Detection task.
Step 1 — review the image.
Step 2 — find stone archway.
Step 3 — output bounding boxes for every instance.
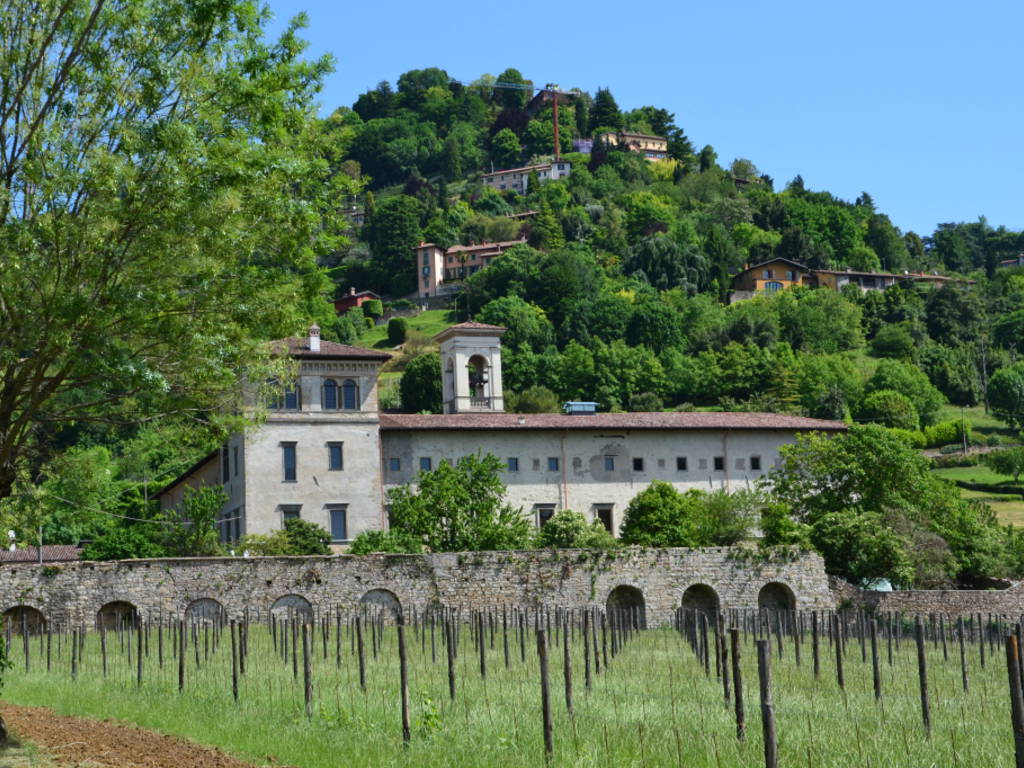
[681,584,720,618]
[359,588,402,619]
[97,601,139,630]
[758,582,796,612]
[184,598,227,625]
[606,585,646,629]
[270,594,313,621]
[3,605,46,635]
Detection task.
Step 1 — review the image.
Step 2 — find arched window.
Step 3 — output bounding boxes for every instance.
[764,281,784,293]
[323,379,338,410]
[342,379,358,410]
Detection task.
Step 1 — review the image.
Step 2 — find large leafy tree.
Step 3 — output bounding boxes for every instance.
[0,0,346,501]
[767,424,1010,586]
[386,453,531,552]
[988,362,1024,429]
[400,353,443,414]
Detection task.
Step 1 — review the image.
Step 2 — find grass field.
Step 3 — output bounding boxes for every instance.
[958,488,1024,526]
[2,615,1021,767]
[935,403,1017,439]
[360,310,457,350]
[932,464,1016,485]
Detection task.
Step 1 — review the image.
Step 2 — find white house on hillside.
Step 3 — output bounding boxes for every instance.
[159,323,845,548]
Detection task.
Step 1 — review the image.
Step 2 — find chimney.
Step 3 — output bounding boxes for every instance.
[309,323,320,352]
[349,286,356,296]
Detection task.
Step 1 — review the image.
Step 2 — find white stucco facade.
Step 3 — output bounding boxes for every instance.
[159,325,845,548]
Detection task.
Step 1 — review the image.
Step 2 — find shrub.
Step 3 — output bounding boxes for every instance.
[362,298,384,318]
[923,420,969,449]
[348,530,422,555]
[390,298,416,311]
[870,324,914,359]
[387,317,408,345]
[535,510,618,549]
[282,518,332,555]
[860,389,919,431]
[887,428,926,449]
[985,447,1024,483]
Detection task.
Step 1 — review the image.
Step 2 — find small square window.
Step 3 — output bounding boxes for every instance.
[389,457,401,472]
[507,457,519,472]
[713,456,725,471]
[751,456,762,471]
[633,457,644,472]
[676,457,688,471]
[735,457,746,471]
[548,457,559,472]
[604,455,615,472]
[419,457,432,472]
[328,442,343,471]
[281,505,301,521]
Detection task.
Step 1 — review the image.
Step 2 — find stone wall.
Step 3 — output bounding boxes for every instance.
[841,581,1024,617]
[0,547,833,628]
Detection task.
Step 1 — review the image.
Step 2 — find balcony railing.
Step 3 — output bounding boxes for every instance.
[470,397,490,408]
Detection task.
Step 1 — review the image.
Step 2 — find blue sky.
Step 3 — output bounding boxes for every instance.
[265,0,1023,237]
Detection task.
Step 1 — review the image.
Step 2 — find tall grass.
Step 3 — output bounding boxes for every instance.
[2,614,1016,767]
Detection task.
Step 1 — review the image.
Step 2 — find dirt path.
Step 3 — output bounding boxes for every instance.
[0,703,279,768]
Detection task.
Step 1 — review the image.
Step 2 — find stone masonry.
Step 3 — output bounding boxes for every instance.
[0,547,833,628]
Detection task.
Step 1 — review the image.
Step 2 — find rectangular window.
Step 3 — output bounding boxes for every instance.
[604,455,615,471]
[713,456,725,471]
[221,445,230,483]
[750,456,762,471]
[763,269,773,279]
[419,457,432,472]
[676,456,688,471]
[735,457,746,471]
[281,504,301,521]
[547,457,560,472]
[595,505,614,533]
[535,504,556,527]
[698,458,708,470]
[389,457,401,472]
[533,458,541,471]
[282,443,297,482]
[283,387,299,410]
[233,446,239,477]
[507,457,519,472]
[328,504,348,542]
[632,457,644,472]
[328,442,343,471]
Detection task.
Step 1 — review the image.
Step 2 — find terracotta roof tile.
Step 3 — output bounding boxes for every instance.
[0,545,82,564]
[380,412,846,432]
[270,337,390,361]
[434,322,507,341]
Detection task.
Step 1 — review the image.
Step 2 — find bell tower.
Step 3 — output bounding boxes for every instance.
[435,322,506,414]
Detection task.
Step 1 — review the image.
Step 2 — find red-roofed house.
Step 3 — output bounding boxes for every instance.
[415,239,527,298]
[159,323,844,547]
[333,287,381,314]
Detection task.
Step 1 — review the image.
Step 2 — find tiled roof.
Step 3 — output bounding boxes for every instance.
[270,337,391,361]
[380,412,847,432]
[0,545,82,564]
[445,239,526,254]
[434,322,507,341]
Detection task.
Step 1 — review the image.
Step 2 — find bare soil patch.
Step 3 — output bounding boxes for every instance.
[0,703,273,768]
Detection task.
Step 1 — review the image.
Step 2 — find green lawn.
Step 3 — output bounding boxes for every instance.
[4,618,1023,767]
[958,488,1024,526]
[935,403,1016,439]
[360,309,458,350]
[932,464,1016,485]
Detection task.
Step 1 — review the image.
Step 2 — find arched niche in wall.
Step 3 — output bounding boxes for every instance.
[3,605,46,635]
[270,594,313,621]
[96,600,139,631]
[757,582,796,612]
[359,589,403,619]
[681,583,720,618]
[606,584,646,629]
[184,598,227,625]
